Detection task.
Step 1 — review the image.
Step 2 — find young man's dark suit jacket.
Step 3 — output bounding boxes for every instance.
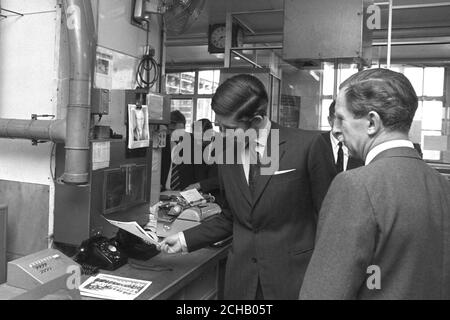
[161,132,199,191]
[310,132,364,177]
[183,123,334,300]
[300,147,450,299]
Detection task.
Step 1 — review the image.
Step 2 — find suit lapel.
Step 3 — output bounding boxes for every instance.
[252,123,288,207]
[231,162,252,206]
[222,140,252,206]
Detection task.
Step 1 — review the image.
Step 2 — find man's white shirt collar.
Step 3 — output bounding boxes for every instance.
[330,132,348,156]
[365,140,414,165]
[253,117,271,156]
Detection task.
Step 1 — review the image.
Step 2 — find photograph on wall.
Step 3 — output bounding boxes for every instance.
[128,104,150,149]
[95,49,113,89]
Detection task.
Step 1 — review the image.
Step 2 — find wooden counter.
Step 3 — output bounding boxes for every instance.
[0,245,229,300]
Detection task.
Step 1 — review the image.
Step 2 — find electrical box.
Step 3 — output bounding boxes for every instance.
[7,249,80,290]
[283,0,373,67]
[91,88,110,115]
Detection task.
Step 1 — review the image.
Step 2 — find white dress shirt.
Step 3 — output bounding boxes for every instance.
[242,117,271,184]
[330,132,349,171]
[365,140,415,165]
[178,117,272,252]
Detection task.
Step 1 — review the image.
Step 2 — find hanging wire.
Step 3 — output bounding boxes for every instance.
[136,24,160,89]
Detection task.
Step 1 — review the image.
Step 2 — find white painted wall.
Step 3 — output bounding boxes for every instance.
[0,0,59,185]
[0,0,162,256]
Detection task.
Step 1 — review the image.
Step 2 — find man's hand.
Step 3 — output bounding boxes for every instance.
[184,183,201,191]
[159,234,183,254]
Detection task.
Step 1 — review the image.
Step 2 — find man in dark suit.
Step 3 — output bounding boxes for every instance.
[160,74,333,300]
[300,68,450,300]
[161,110,198,191]
[311,101,364,176]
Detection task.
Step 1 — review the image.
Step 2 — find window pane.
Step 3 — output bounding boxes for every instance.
[212,70,221,94]
[198,71,214,95]
[321,99,333,131]
[180,72,195,94]
[422,101,443,131]
[338,64,358,85]
[171,99,193,132]
[424,67,444,96]
[422,130,442,161]
[166,73,180,94]
[198,70,221,95]
[413,100,423,121]
[196,98,213,120]
[322,63,334,96]
[404,67,423,96]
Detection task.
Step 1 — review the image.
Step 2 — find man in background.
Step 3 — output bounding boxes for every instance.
[161,110,197,191]
[311,100,364,176]
[300,68,450,300]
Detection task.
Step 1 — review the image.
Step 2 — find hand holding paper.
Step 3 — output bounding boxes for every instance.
[105,218,160,248]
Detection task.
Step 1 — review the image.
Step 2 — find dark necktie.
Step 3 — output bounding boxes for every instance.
[170,162,180,190]
[248,145,260,197]
[170,140,181,190]
[336,142,344,173]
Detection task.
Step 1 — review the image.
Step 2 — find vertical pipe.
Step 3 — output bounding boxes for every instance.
[0,204,6,285]
[387,0,393,68]
[62,0,96,185]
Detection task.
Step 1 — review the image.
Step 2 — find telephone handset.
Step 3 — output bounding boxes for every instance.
[75,234,128,271]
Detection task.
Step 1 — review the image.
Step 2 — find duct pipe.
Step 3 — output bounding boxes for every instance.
[62,0,96,185]
[0,0,96,185]
[0,119,66,142]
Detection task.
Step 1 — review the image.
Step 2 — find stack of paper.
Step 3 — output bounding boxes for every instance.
[80,273,152,300]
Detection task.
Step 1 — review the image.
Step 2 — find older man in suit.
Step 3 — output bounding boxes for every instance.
[160,74,333,300]
[300,68,450,300]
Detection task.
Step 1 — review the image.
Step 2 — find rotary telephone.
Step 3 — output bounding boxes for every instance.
[74,234,127,271]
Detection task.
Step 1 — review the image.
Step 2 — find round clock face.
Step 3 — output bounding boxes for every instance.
[210,25,226,49]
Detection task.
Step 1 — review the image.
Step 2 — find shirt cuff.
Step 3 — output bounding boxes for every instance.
[178,232,189,253]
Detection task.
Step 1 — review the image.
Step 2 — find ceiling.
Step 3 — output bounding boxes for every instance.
[164,0,450,69]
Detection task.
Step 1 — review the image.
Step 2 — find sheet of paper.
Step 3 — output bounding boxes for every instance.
[180,189,205,204]
[92,141,110,171]
[104,218,159,245]
[80,273,152,300]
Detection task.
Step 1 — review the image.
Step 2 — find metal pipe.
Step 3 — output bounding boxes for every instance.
[0,119,66,142]
[387,0,393,68]
[374,1,450,9]
[0,0,95,185]
[62,0,96,185]
[231,50,263,68]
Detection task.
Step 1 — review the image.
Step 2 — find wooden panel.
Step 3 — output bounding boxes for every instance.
[0,181,49,258]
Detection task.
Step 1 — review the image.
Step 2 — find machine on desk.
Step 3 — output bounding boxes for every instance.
[156,192,221,238]
[6,249,81,300]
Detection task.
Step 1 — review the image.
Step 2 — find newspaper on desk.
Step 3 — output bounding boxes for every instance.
[104,218,159,246]
[80,273,152,300]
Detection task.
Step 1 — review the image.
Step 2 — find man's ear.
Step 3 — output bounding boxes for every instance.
[250,115,264,127]
[367,111,382,136]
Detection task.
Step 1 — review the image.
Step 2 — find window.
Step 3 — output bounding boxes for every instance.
[319,63,447,162]
[166,70,221,132]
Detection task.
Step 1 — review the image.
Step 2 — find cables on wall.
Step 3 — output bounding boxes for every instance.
[136,45,160,89]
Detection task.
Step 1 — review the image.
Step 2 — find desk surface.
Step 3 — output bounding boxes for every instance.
[0,245,230,300]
